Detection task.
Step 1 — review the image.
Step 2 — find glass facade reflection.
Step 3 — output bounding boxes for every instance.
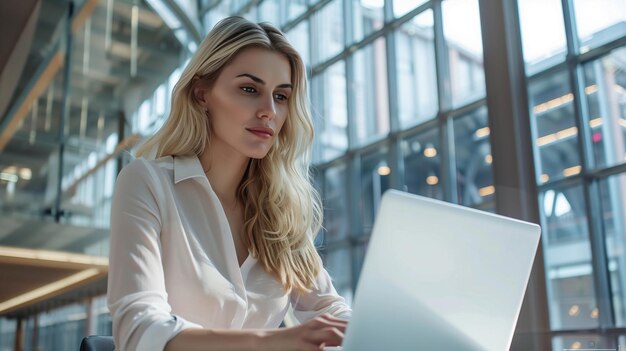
[394,9,438,128]
[359,147,390,233]
[402,126,443,199]
[311,60,348,162]
[311,0,344,65]
[442,0,485,108]
[351,0,385,43]
[583,47,626,169]
[322,164,349,243]
[452,106,494,208]
[599,174,626,327]
[352,38,389,145]
[530,70,582,184]
[541,184,598,330]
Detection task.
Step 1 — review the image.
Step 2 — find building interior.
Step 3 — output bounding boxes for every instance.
[0,0,625,350]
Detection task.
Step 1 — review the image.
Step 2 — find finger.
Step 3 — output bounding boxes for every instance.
[309,316,348,333]
[298,341,324,351]
[312,314,348,327]
[307,322,347,337]
[305,327,345,347]
[323,321,347,334]
[307,322,347,336]
[297,340,331,351]
[318,313,349,325]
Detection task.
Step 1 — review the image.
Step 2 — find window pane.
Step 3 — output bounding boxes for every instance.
[312,61,348,162]
[286,0,308,24]
[600,174,626,326]
[395,9,438,128]
[583,47,626,169]
[573,0,626,52]
[323,163,349,243]
[353,37,390,145]
[258,0,280,25]
[352,0,384,43]
[37,303,87,350]
[552,335,617,351]
[93,295,112,335]
[286,19,310,67]
[323,248,354,306]
[1,140,53,219]
[205,1,231,29]
[241,6,258,22]
[529,70,582,184]
[453,106,494,207]
[402,126,444,200]
[360,147,390,234]
[231,0,247,12]
[442,0,486,107]
[541,184,598,330]
[619,336,626,349]
[393,0,429,18]
[0,318,16,350]
[517,0,567,75]
[312,0,344,65]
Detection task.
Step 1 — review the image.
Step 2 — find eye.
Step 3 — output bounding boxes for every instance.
[274,93,289,101]
[241,86,257,94]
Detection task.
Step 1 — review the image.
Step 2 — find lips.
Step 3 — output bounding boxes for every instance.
[246,127,274,137]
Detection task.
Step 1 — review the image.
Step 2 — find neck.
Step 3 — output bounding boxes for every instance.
[199,142,250,206]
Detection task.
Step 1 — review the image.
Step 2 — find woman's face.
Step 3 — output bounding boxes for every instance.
[196,47,292,160]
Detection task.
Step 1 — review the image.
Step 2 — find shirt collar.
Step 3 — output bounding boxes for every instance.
[173,154,206,184]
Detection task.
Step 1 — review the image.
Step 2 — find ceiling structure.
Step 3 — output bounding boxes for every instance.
[0,0,184,318]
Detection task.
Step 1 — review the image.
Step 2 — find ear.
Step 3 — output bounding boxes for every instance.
[192,77,208,106]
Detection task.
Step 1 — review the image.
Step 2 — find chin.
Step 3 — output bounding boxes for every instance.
[245,148,272,160]
[241,142,273,159]
[248,152,270,160]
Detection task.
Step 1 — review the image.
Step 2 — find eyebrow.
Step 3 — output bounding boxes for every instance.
[236,73,292,89]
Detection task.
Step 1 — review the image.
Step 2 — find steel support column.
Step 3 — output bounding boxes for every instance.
[478,0,551,349]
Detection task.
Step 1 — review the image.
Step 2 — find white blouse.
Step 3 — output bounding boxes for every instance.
[107,155,351,351]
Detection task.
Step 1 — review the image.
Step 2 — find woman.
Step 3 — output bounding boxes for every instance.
[107,16,351,351]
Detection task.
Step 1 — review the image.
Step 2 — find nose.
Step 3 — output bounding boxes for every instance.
[257,95,276,120]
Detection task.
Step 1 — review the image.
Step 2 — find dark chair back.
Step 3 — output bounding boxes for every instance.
[79,335,115,351]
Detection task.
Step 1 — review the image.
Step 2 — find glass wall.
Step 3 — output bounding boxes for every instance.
[452,106,494,208]
[402,125,443,199]
[394,9,438,128]
[518,0,626,347]
[303,0,491,292]
[0,318,16,351]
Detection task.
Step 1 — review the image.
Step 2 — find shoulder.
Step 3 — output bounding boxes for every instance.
[112,157,176,211]
[119,156,173,178]
[116,156,175,191]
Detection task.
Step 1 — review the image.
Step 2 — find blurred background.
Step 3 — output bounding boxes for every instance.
[0,0,625,350]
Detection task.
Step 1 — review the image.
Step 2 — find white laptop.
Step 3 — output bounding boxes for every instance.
[325,189,541,351]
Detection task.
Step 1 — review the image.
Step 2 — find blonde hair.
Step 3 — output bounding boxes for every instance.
[136,16,323,293]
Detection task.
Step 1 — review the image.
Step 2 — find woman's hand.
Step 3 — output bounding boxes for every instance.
[260,313,348,351]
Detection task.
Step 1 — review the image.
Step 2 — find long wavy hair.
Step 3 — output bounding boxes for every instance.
[136,16,323,293]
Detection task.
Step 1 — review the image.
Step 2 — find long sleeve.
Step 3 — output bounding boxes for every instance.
[289,267,352,323]
[107,159,201,351]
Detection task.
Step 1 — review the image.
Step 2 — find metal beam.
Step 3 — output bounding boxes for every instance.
[63,133,141,198]
[71,0,101,33]
[0,0,105,153]
[161,0,203,44]
[0,49,63,152]
[478,0,550,350]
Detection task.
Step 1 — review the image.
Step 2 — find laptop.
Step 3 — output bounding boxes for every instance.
[325,189,541,351]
